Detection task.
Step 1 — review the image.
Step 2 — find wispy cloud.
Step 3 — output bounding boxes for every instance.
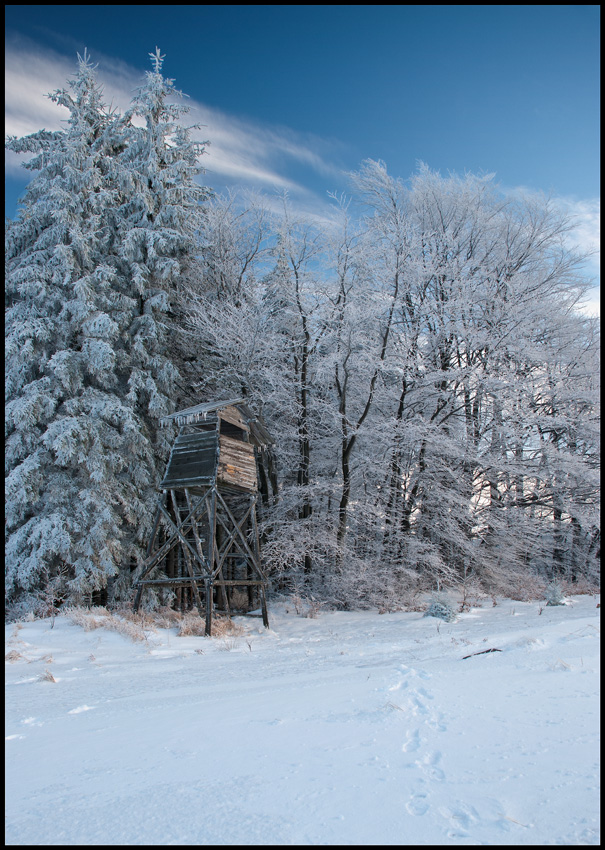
[559,197,600,263]
[558,196,600,316]
[503,182,600,315]
[5,39,347,221]
[189,105,337,190]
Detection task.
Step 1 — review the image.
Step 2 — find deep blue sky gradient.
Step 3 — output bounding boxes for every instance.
[5,5,600,215]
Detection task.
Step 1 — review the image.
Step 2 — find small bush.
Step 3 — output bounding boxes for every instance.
[424,592,457,623]
[545,581,566,607]
[290,593,323,618]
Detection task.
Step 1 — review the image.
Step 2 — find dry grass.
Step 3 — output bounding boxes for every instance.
[177,613,244,638]
[39,668,56,683]
[63,605,244,642]
[217,637,240,651]
[176,614,208,637]
[5,650,24,663]
[229,588,250,610]
[65,607,149,642]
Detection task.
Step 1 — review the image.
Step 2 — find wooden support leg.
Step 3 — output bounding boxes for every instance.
[260,584,269,629]
[133,584,143,613]
[217,569,231,615]
[205,578,213,636]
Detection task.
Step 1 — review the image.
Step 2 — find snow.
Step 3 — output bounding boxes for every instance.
[5,594,600,846]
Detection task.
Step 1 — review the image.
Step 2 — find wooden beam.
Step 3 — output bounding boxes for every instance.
[135,577,208,587]
[170,490,204,615]
[213,491,260,578]
[138,489,211,579]
[145,500,164,557]
[157,501,209,573]
[214,500,255,576]
[184,488,211,573]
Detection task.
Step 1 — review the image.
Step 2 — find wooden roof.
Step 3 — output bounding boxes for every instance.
[160,399,273,447]
[160,430,219,490]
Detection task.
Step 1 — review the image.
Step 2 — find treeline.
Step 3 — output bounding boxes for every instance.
[182,167,600,606]
[5,53,600,616]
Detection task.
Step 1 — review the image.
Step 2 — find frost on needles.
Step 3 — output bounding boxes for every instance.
[5,50,209,613]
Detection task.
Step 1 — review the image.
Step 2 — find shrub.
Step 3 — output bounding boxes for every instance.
[424,592,457,622]
[545,581,566,606]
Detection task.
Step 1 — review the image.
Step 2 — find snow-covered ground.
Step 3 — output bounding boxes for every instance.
[5,593,600,846]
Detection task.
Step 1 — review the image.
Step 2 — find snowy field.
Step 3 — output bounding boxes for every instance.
[5,593,600,846]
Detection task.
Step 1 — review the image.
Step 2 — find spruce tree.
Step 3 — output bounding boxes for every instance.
[5,51,208,613]
[116,47,209,437]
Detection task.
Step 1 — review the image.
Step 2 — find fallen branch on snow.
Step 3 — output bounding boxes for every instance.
[462,648,502,659]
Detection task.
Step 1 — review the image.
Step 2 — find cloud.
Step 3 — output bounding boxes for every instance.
[560,197,600,263]
[5,48,71,176]
[5,38,347,220]
[504,182,600,316]
[558,196,600,316]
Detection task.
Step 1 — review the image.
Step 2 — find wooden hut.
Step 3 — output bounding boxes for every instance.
[133,400,273,635]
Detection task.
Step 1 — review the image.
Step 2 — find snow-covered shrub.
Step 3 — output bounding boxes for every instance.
[545,581,566,607]
[424,592,457,622]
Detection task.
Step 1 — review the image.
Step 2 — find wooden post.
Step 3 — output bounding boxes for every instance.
[204,578,213,636]
[260,583,269,630]
[250,496,269,627]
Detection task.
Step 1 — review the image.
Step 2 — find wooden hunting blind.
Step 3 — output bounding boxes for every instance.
[133,399,273,635]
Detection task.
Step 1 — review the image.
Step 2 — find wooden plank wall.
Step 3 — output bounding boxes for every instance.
[218,435,257,491]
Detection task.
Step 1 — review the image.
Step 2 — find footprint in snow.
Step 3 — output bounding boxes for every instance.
[411,695,430,716]
[440,802,480,829]
[416,686,434,699]
[406,792,430,816]
[399,665,432,680]
[402,729,422,753]
[416,750,445,781]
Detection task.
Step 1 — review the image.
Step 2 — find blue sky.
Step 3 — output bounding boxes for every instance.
[5,5,600,307]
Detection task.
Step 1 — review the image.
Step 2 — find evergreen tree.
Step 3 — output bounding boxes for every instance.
[117,48,209,426]
[5,51,208,613]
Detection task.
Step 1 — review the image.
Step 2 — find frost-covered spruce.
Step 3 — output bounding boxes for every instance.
[117,48,209,406]
[424,592,457,622]
[545,581,566,606]
[5,51,208,611]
